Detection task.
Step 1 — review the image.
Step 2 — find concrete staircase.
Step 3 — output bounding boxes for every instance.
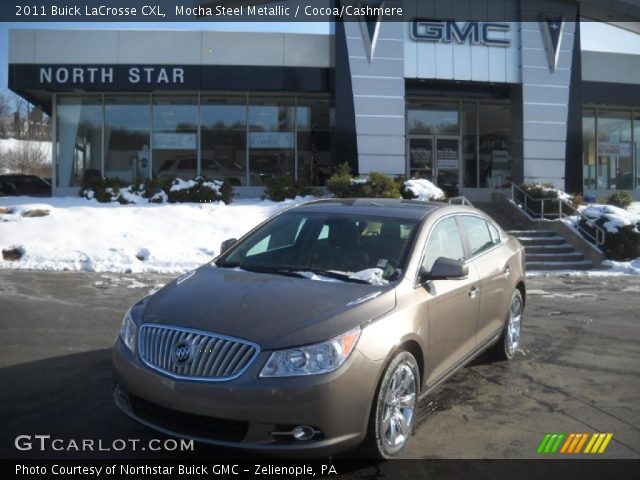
[507,230,594,271]
[475,200,598,271]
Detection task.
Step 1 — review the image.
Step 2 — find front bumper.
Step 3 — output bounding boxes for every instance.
[112,337,381,457]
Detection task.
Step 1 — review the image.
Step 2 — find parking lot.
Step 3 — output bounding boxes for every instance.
[0,270,639,459]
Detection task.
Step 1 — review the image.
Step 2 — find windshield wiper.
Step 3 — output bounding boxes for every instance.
[214,260,239,268]
[305,269,372,285]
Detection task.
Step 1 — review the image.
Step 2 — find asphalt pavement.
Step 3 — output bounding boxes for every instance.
[0,270,639,460]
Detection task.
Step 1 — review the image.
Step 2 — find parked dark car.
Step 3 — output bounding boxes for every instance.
[0,174,51,197]
[113,199,526,458]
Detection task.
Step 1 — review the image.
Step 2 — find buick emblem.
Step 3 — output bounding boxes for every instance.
[172,341,193,365]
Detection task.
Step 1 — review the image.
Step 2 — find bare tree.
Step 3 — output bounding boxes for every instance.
[4,140,50,177]
[0,93,10,139]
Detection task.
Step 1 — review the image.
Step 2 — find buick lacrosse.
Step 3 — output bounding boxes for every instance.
[112,198,525,458]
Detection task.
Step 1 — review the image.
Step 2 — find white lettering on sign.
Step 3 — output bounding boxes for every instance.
[37,66,185,85]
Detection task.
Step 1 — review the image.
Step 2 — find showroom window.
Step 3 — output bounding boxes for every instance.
[582,107,637,191]
[55,96,103,188]
[54,93,331,189]
[200,96,247,186]
[152,96,198,182]
[104,96,151,183]
[478,104,512,188]
[248,96,295,186]
[296,96,332,186]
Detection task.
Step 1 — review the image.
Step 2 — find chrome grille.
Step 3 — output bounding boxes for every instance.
[138,324,259,381]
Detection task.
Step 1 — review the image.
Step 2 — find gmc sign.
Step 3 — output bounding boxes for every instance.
[411,20,511,47]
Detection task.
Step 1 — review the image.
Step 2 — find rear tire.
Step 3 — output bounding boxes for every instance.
[360,350,419,459]
[491,289,523,361]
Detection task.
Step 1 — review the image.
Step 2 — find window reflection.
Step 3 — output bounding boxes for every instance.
[248,97,295,186]
[201,96,248,186]
[153,96,198,181]
[104,96,150,183]
[56,96,103,188]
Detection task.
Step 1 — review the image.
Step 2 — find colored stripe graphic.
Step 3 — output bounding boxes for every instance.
[537,433,565,453]
[540,433,614,454]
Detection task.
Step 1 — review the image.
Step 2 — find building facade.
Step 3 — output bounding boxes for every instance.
[8,0,640,199]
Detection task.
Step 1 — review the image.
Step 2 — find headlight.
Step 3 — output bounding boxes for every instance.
[119,307,137,352]
[259,328,360,377]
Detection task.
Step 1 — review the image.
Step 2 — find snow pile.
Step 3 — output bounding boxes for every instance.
[582,204,640,234]
[169,178,222,193]
[0,196,313,273]
[602,258,640,275]
[349,268,388,286]
[404,179,445,201]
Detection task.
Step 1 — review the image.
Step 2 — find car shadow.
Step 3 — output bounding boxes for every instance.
[0,349,253,459]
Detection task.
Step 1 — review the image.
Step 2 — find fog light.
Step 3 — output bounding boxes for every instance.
[292,426,315,441]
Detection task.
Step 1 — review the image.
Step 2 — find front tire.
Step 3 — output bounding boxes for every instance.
[361,351,419,459]
[491,289,523,361]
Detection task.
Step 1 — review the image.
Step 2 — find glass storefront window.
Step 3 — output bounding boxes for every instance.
[200,96,248,186]
[478,104,512,188]
[635,114,640,190]
[597,111,632,190]
[582,109,597,191]
[407,103,459,135]
[462,102,477,188]
[296,96,331,185]
[248,96,295,186]
[104,96,151,183]
[56,96,103,188]
[152,96,198,182]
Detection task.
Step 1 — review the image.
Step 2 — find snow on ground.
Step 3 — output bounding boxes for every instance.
[405,179,445,201]
[0,196,311,273]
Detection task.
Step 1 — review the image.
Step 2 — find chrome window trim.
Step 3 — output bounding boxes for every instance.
[137,324,261,382]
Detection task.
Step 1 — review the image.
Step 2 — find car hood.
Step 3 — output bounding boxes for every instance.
[141,265,396,349]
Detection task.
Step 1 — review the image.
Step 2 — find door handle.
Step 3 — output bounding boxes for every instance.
[468,286,479,299]
[504,265,512,275]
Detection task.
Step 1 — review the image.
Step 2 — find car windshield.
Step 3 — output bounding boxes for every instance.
[215,211,419,285]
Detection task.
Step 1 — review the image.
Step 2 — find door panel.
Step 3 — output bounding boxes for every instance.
[419,216,479,385]
[425,269,480,384]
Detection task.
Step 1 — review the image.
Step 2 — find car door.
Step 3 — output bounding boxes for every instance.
[459,215,511,345]
[420,216,480,386]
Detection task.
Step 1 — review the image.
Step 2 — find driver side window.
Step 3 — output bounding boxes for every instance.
[422,217,466,272]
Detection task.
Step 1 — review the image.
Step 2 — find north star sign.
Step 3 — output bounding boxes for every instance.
[411,20,511,47]
[37,66,186,86]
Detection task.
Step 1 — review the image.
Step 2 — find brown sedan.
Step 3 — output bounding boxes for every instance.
[112,198,526,458]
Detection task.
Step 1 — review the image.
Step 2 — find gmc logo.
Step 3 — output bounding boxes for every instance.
[411,20,510,47]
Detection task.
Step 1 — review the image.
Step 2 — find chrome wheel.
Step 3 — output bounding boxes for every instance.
[506,294,522,355]
[379,361,416,451]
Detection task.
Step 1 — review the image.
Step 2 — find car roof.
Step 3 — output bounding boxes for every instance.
[290,198,469,221]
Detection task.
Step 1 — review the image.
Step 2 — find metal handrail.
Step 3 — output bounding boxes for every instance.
[448,196,474,207]
[510,183,605,247]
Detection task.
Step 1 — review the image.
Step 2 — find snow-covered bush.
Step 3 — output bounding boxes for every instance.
[167,177,234,204]
[80,176,234,204]
[579,204,640,260]
[326,163,401,198]
[401,178,446,201]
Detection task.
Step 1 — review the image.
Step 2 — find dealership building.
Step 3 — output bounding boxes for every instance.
[8,0,640,199]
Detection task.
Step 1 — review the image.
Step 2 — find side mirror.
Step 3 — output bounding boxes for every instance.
[220,238,237,254]
[419,257,468,282]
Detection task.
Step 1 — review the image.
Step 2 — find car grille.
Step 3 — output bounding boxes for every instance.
[128,393,248,442]
[138,324,259,381]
